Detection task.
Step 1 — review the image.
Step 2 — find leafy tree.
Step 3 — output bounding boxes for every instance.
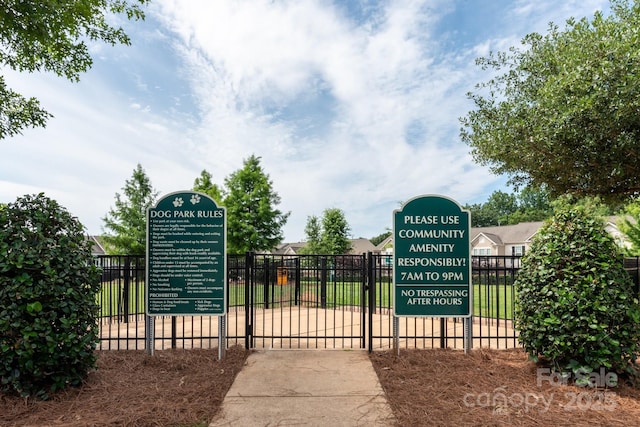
[0,0,148,138]
[302,208,352,254]
[300,215,322,254]
[193,169,223,204]
[510,185,553,223]
[102,163,158,255]
[370,230,391,247]
[0,193,101,398]
[483,190,518,225]
[320,208,352,254]
[461,0,640,203]
[223,155,289,254]
[466,186,554,227]
[514,200,640,375]
[463,202,495,227]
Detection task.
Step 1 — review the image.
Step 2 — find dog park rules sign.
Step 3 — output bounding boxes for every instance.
[146,191,226,316]
[393,195,471,317]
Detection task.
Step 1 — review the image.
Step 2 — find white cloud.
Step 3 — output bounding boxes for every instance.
[1,0,611,242]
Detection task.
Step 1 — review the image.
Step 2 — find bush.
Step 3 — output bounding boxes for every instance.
[514,203,640,376]
[0,193,101,398]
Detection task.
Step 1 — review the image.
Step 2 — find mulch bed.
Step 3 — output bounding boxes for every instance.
[0,346,248,427]
[2,346,640,426]
[369,348,640,427]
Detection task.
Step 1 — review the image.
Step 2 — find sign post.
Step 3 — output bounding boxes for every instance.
[393,195,472,351]
[146,191,226,356]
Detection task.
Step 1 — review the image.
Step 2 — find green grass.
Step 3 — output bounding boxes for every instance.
[97,279,145,317]
[97,278,515,320]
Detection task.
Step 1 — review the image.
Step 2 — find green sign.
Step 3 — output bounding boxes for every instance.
[393,195,471,317]
[146,191,226,316]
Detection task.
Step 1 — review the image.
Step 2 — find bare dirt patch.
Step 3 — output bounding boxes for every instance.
[2,346,640,426]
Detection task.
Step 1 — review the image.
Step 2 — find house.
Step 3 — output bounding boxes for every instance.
[471,222,542,256]
[374,217,630,257]
[273,241,308,255]
[273,238,378,255]
[87,235,106,256]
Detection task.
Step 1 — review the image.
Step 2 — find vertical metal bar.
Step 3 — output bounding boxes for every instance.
[264,257,270,310]
[123,256,130,323]
[218,314,226,360]
[366,252,373,352]
[171,316,177,349]
[146,315,154,356]
[464,316,472,354]
[393,315,399,355]
[294,257,300,306]
[244,252,252,349]
[440,318,446,348]
[320,257,327,308]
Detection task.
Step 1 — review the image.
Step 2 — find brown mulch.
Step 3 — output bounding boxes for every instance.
[0,346,249,427]
[2,346,640,426]
[369,348,640,427]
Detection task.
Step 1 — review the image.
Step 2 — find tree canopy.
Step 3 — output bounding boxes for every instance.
[223,155,289,254]
[301,208,352,255]
[0,0,148,138]
[193,169,223,204]
[464,186,552,227]
[460,0,640,203]
[102,163,157,255]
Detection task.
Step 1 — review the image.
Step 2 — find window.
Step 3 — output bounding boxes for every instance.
[473,248,491,255]
[512,245,525,256]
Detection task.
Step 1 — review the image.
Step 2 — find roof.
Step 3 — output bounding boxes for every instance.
[348,238,377,254]
[87,235,106,256]
[470,221,543,245]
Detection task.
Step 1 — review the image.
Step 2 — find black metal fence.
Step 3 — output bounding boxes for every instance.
[96,254,640,351]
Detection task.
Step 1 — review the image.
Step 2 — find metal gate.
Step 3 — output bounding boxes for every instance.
[242,253,368,349]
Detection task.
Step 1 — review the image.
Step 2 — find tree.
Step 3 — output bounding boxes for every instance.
[320,208,352,254]
[370,230,391,247]
[0,193,101,398]
[0,0,148,138]
[223,155,289,254]
[460,0,640,203]
[302,208,352,254]
[514,200,640,375]
[300,215,322,254]
[102,163,157,255]
[193,169,223,204]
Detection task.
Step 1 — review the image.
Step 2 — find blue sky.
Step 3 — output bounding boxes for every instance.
[1,0,609,242]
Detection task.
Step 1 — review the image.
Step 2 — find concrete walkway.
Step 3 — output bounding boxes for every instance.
[209,349,397,426]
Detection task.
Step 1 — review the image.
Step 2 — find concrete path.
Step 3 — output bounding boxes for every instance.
[209,349,397,426]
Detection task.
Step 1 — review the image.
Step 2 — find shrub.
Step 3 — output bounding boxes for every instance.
[514,203,640,376]
[0,193,101,399]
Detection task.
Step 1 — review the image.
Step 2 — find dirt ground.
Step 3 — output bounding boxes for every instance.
[2,346,640,426]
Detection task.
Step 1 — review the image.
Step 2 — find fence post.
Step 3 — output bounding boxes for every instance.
[245,252,253,349]
[366,252,373,352]
[320,257,327,308]
[264,257,270,309]
[294,257,300,306]
[171,316,177,349]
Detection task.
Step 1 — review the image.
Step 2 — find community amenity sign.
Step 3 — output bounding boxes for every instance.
[146,191,226,316]
[393,195,471,317]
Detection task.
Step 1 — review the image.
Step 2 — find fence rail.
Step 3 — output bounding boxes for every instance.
[96,254,640,351]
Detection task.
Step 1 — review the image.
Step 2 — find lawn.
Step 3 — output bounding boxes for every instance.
[98,278,516,321]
